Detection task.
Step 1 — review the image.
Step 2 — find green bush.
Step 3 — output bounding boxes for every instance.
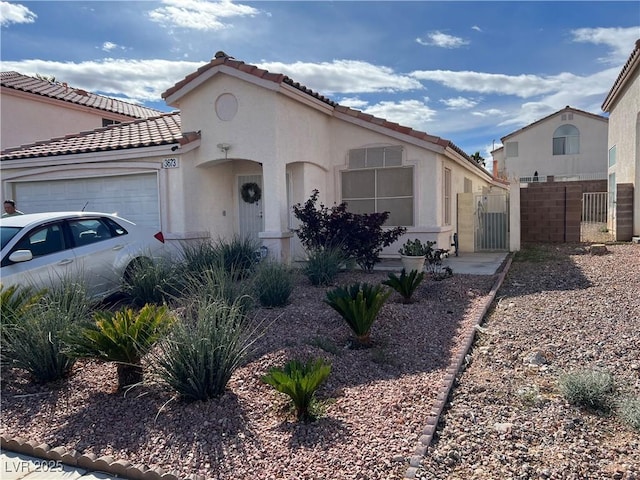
[382,269,425,303]
[217,236,260,279]
[179,239,221,275]
[304,247,344,286]
[325,282,390,347]
[254,260,294,307]
[558,370,615,412]
[262,358,331,422]
[2,280,91,383]
[0,284,45,364]
[179,266,254,313]
[618,396,640,431]
[68,304,174,390]
[398,239,435,257]
[122,256,182,307]
[153,298,261,401]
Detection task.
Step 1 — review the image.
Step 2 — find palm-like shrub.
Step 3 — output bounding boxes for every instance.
[304,247,344,286]
[382,269,425,303]
[324,282,390,347]
[254,260,294,307]
[262,358,331,422]
[153,298,261,401]
[68,304,174,390]
[2,280,91,383]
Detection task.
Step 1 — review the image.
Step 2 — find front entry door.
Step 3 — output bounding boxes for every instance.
[238,175,264,241]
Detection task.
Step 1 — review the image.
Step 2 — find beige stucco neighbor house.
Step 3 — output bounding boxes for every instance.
[602,39,640,240]
[1,71,163,151]
[491,106,608,183]
[1,52,507,261]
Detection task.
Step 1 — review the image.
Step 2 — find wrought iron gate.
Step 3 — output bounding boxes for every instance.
[474,193,509,251]
[580,192,613,242]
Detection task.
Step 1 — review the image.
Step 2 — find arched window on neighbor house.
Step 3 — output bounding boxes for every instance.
[552,124,580,155]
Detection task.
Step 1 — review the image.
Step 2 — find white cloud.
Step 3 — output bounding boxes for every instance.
[471,25,482,32]
[148,0,261,31]
[0,1,36,27]
[440,96,478,109]
[337,96,369,109]
[416,31,469,48]
[362,99,438,129]
[572,26,640,63]
[257,59,423,95]
[101,42,120,52]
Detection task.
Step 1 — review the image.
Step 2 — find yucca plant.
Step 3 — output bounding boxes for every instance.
[304,247,344,286]
[324,282,390,347]
[0,284,45,362]
[262,358,332,422]
[382,269,425,303]
[68,304,174,390]
[217,236,260,279]
[2,280,91,383]
[178,266,254,313]
[253,260,294,307]
[179,239,222,276]
[122,256,182,307]
[153,297,262,401]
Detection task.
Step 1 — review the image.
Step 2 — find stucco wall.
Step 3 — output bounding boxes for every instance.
[501,112,608,180]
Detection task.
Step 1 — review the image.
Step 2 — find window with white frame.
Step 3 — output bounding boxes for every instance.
[443,167,452,226]
[608,145,616,168]
[342,146,413,226]
[553,124,580,155]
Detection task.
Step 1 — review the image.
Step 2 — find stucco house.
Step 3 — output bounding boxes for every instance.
[1,52,506,261]
[491,106,608,183]
[1,71,163,151]
[602,39,640,240]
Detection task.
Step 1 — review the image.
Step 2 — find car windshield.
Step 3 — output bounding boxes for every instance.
[1,226,23,250]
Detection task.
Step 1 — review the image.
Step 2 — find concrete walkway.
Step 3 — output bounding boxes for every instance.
[1,450,117,480]
[376,251,509,275]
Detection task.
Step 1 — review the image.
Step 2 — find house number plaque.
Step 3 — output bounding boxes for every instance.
[162,158,179,168]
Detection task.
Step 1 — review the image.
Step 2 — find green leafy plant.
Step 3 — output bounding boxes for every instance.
[253,260,294,307]
[617,396,640,432]
[178,266,254,313]
[262,358,332,422]
[153,298,262,401]
[304,247,344,286]
[324,282,390,347]
[68,304,174,390]
[398,238,435,257]
[382,269,425,303]
[217,235,260,279]
[2,280,91,383]
[558,370,615,412]
[292,190,406,272]
[0,284,45,361]
[122,256,182,307]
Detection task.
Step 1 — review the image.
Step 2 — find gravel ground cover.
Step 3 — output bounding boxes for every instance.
[1,268,496,479]
[416,243,640,480]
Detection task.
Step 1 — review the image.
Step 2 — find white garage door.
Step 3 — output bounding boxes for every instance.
[15,173,160,228]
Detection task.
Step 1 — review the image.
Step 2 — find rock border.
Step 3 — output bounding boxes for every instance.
[403,254,513,479]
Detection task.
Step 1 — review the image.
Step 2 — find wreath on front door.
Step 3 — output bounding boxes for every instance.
[240,182,262,204]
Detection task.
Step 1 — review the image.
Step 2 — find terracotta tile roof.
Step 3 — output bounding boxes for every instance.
[500,105,608,142]
[163,51,475,164]
[1,71,164,119]
[602,39,640,112]
[0,112,193,160]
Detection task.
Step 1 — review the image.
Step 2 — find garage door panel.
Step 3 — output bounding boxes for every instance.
[15,174,160,229]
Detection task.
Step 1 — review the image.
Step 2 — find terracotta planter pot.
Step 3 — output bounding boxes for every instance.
[400,255,426,273]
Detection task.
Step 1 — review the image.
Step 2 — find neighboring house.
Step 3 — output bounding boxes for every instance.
[1,71,163,151]
[602,39,640,240]
[1,52,506,260]
[491,106,609,182]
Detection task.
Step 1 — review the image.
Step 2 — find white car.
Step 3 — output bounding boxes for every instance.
[1,212,167,300]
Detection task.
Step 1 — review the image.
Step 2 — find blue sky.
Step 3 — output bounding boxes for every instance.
[1,1,639,158]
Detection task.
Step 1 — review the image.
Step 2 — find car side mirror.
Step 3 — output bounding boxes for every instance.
[9,250,33,263]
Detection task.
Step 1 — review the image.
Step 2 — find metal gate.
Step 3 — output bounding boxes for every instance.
[580,192,613,242]
[474,193,509,251]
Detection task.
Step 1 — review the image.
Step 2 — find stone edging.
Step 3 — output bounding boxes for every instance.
[403,254,514,479]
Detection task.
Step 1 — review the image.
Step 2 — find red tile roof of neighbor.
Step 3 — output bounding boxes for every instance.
[0,112,194,160]
[163,51,475,163]
[602,39,640,112]
[1,71,164,119]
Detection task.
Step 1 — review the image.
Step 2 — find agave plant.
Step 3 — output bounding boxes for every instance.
[68,304,174,390]
[324,282,390,347]
[262,358,332,422]
[382,269,425,303]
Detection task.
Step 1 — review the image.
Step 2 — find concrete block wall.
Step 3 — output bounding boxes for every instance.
[615,183,634,241]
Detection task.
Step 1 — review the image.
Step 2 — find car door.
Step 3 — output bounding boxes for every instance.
[1,221,77,292]
[67,217,126,298]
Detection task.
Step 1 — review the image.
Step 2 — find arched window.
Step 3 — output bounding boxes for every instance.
[553,124,579,155]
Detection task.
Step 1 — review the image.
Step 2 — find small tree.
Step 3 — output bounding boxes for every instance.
[292,190,406,272]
